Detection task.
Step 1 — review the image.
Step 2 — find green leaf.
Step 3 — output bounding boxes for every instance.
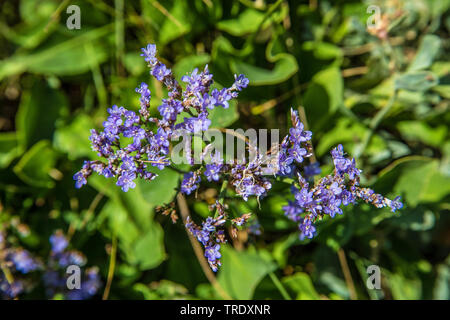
[53,114,97,160]
[13,140,57,188]
[303,67,343,131]
[218,245,276,299]
[209,100,239,128]
[376,157,450,207]
[230,53,298,86]
[282,272,321,300]
[0,132,22,168]
[397,121,447,148]
[16,80,69,149]
[217,9,265,36]
[408,35,441,72]
[0,25,112,80]
[100,199,166,270]
[157,1,192,45]
[395,71,439,92]
[138,169,180,207]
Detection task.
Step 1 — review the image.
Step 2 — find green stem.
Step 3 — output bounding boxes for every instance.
[355,90,398,159]
[214,180,229,218]
[269,271,292,300]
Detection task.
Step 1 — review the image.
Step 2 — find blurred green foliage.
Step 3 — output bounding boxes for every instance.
[0,0,449,300]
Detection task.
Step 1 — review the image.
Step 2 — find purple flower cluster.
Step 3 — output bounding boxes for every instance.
[186,213,227,272]
[0,226,101,300]
[230,155,273,201]
[281,111,403,239]
[276,109,313,176]
[0,230,41,299]
[44,231,101,300]
[74,44,248,194]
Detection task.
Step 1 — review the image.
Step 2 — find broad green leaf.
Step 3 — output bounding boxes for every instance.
[157,1,192,45]
[0,132,22,168]
[230,54,298,86]
[218,245,276,299]
[376,157,450,207]
[100,199,166,270]
[302,41,343,63]
[0,25,112,80]
[138,169,180,207]
[282,272,321,300]
[397,121,447,148]
[217,9,265,36]
[395,71,439,92]
[16,80,69,149]
[53,114,97,160]
[209,100,239,128]
[13,140,57,188]
[408,35,441,72]
[303,67,343,131]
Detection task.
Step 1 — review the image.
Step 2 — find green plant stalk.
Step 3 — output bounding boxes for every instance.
[355,90,398,159]
[269,271,292,300]
[214,180,229,218]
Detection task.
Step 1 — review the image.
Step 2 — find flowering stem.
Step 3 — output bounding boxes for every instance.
[102,234,117,300]
[268,271,292,300]
[215,180,228,218]
[176,193,232,300]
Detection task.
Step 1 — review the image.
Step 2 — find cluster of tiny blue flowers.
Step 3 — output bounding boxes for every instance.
[0,229,42,299]
[184,201,254,271]
[43,231,101,300]
[0,226,101,300]
[281,112,403,240]
[74,44,248,193]
[186,208,227,272]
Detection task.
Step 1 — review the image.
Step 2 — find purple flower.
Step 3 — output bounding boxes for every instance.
[141,44,157,64]
[295,187,314,207]
[278,150,294,175]
[10,250,40,274]
[183,113,211,133]
[73,161,92,189]
[117,171,137,192]
[212,88,232,109]
[181,172,201,195]
[50,233,68,254]
[283,201,303,222]
[233,74,249,91]
[123,110,140,127]
[201,93,217,110]
[205,243,221,262]
[299,217,316,240]
[289,144,307,163]
[152,63,171,81]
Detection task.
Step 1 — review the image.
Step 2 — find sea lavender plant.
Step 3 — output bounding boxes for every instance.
[43,231,101,300]
[74,44,403,272]
[0,225,101,300]
[0,228,41,299]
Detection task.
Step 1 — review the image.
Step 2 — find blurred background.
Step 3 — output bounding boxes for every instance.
[0,0,449,300]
